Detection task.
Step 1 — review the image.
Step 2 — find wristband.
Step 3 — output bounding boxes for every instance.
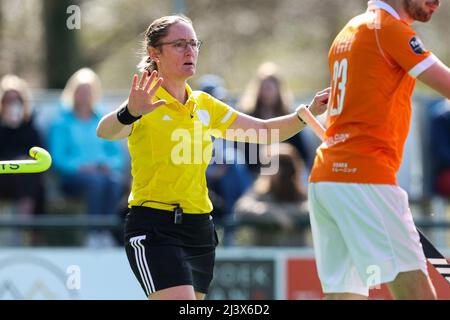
[117,105,142,125]
[296,105,309,125]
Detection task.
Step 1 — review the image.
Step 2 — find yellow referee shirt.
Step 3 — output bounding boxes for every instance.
[128,84,238,213]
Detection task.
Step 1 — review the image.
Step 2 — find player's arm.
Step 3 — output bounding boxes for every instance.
[418,59,450,99]
[97,100,133,141]
[226,110,306,144]
[225,88,329,144]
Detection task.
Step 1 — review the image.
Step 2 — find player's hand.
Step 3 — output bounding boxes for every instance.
[127,71,167,117]
[308,87,330,117]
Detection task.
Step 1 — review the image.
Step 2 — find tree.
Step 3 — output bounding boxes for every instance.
[43,0,82,88]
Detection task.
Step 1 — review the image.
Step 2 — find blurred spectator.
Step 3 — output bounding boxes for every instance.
[49,68,125,247]
[0,75,46,246]
[431,100,450,197]
[206,146,253,246]
[198,74,254,246]
[234,143,310,246]
[197,74,228,102]
[0,74,46,217]
[239,62,312,175]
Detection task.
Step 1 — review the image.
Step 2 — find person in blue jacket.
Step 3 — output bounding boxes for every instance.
[49,68,126,246]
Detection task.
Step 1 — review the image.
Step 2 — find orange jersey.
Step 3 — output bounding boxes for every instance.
[310,0,438,184]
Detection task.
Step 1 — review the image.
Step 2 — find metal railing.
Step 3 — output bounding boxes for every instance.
[0,215,122,230]
[0,214,449,231]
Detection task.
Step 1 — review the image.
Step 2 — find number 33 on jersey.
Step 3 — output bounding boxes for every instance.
[311,1,438,184]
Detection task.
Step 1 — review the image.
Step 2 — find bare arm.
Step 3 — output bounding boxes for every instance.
[225,87,330,143]
[418,59,450,99]
[96,99,133,141]
[97,71,166,141]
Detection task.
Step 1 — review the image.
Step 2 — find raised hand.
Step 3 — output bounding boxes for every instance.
[309,87,331,117]
[127,70,167,117]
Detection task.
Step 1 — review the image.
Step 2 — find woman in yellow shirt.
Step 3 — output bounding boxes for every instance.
[97,14,329,300]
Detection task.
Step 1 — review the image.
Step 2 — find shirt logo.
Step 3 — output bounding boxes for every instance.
[409,36,426,55]
[162,115,172,121]
[196,109,210,126]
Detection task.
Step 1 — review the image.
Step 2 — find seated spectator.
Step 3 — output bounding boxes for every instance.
[49,68,125,247]
[0,74,46,217]
[0,75,46,246]
[238,62,312,176]
[431,100,450,197]
[234,143,310,246]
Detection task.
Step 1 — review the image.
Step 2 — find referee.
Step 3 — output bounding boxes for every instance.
[97,14,329,300]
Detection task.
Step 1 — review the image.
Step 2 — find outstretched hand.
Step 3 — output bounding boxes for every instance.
[127,70,167,117]
[309,87,331,117]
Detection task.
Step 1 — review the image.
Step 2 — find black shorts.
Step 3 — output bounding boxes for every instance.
[124,206,218,297]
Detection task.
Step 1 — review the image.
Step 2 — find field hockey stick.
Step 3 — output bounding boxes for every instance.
[297,105,450,284]
[0,147,52,174]
[419,230,450,284]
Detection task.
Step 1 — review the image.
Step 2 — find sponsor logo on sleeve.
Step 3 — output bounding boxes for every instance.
[409,36,426,55]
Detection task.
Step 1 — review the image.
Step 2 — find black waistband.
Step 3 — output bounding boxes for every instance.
[130,206,211,224]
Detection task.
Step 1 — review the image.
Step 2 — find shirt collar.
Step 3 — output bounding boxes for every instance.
[368,0,400,20]
[155,83,193,106]
[155,83,198,116]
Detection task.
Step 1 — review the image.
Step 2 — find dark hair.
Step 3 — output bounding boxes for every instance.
[255,143,306,202]
[137,14,193,73]
[271,150,306,202]
[254,75,286,117]
[239,62,293,119]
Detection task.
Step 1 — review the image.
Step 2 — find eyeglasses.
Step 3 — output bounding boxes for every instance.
[156,39,203,52]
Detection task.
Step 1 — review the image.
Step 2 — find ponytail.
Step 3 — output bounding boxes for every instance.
[137,56,157,73]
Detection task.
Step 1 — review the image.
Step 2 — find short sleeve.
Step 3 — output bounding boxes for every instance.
[379,21,438,78]
[209,96,238,138]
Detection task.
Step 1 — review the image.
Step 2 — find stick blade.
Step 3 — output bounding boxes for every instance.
[418,229,450,285]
